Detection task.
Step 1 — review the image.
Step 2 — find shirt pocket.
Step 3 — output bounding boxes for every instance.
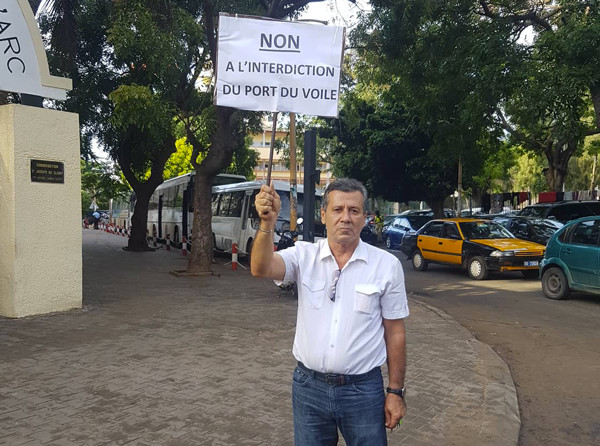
[301,277,326,310]
[354,284,380,314]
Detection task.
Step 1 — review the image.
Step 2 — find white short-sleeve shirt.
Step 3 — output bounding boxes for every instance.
[277,238,409,375]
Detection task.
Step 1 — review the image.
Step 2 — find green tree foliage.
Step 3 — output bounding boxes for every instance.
[345,0,600,195]
[331,85,457,217]
[80,159,130,216]
[163,138,195,181]
[330,0,503,212]
[479,0,600,191]
[223,137,259,181]
[472,141,517,194]
[276,115,337,173]
[181,0,335,273]
[565,137,600,190]
[42,0,347,264]
[508,152,547,194]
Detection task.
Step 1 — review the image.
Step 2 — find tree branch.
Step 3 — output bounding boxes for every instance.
[495,108,546,151]
[477,0,553,31]
[202,0,217,68]
[184,119,204,171]
[268,0,283,17]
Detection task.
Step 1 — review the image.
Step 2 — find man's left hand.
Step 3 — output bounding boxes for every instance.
[385,394,406,429]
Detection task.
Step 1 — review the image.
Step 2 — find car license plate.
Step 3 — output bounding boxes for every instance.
[524,261,539,267]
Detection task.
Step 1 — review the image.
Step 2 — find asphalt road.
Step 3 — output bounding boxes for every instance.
[388,248,600,446]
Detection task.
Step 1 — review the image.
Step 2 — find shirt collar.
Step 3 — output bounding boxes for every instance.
[318,238,369,265]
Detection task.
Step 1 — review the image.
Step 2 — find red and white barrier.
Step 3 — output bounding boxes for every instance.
[231,243,238,271]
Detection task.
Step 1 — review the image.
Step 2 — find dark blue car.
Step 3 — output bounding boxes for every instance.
[383,216,432,249]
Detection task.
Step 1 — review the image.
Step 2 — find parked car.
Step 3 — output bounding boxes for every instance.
[518,201,600,224]
[492,216,563,246]
[540,216,600,300]
[399,209,434,216]
[383,216,432,249]
[400,218,546,280]
[399,209,456,217]
[382,214,401,230]
[360,222,377,244]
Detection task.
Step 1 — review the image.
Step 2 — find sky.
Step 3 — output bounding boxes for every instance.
[300,0,370,28]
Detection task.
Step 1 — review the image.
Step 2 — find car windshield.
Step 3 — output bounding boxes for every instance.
[406,216,432,230]
[459,221,513,239]
[519,206,549,218]
[530,222,559,239]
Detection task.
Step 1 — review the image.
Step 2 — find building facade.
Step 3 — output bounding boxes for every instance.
[251,116,332,187]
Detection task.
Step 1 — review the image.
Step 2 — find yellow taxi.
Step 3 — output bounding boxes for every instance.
[399,218,546,280]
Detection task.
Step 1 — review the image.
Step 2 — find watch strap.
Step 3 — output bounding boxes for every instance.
[386,387,406,398]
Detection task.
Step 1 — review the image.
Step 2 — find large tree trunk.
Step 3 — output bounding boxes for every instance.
[544,164,567,192]
[187,173,214,273]
[187,107,239,273]
[117,132,175,252]
[544,140,576,192]
[426,199,445,218]
[126,185,154,251]
[590,83,600,132]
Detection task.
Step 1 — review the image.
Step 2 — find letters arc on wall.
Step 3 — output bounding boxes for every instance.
[0,0,72,100]
[215,14,345,118]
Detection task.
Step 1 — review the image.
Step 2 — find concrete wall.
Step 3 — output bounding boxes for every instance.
[0,104,82,317]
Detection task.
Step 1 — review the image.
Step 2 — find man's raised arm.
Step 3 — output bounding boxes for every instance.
[251,184,286,280]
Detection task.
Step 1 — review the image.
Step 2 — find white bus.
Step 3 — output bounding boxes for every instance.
[146,173,247,245]
[209,180,324,257]
[140,173,323,257]
[111,172,246,240]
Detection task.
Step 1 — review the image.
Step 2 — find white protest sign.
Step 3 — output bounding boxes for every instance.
[0,0,71,100]
[215,14,345,118]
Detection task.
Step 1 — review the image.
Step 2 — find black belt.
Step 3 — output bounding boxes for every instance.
[297,362,380,386]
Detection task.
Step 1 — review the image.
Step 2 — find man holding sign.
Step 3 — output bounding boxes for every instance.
[252,178,408,445]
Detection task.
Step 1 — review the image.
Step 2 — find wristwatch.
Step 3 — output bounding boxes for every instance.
[386,387,406,398]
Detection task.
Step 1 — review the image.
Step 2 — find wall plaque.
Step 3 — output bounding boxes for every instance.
[30,159,64,183]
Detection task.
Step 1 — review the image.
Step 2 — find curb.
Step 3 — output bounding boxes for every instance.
[410,297,521,446]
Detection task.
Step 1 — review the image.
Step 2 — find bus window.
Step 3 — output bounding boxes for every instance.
[218,193,232,216]
[227,191,245,218]
[249,191,259,219]
[211,193,220,216]
[163,186,177,207]
[175,186,184,208]
[149,192,159,210]
[278,191,291,218]
[188,183,195,213]
[314,197,322,221]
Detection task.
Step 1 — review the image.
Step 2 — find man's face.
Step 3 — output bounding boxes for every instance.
[321,190,365,246]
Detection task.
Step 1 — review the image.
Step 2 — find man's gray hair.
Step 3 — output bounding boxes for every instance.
[322,178,368,211]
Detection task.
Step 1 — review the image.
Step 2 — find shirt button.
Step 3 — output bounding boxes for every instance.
[330,344,334,348]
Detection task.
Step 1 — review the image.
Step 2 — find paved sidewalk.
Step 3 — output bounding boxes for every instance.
[0,230,520,445]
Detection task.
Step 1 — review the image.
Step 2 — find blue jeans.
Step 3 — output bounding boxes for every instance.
[292,364,387,446]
